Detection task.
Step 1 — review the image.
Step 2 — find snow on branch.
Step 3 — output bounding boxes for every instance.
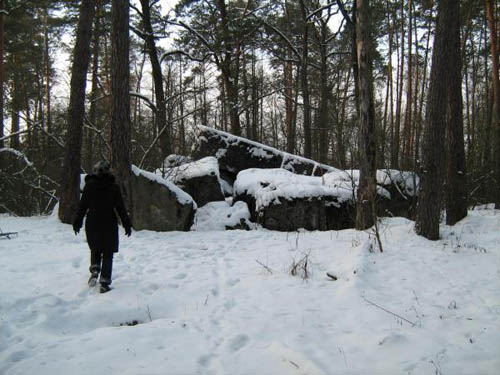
[166,20,221,66]
[160,50,213,64]
[130,91,157,111]
[306,2,338,20]
[254,17,301,60]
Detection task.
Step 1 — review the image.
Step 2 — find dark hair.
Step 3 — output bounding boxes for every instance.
[93,160,111,175]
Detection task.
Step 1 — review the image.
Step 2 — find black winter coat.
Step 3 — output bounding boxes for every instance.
[73,174,132,253]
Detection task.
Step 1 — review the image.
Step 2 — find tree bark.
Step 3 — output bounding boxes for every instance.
[415,0,456,240]
[110,0,132,212]
[392,0,405,169]
[86,0,102,172]
[299,0,312,159]
[485,0,500,208]
[0,0,4,149]
[355,0,377,230]
[58,0,96,224]
[285,52,295,154]
[139,0,170,160]
[402,0,413,169]
[446,0,467,225]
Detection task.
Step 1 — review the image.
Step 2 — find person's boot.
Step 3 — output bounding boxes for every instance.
[88,273,98,287]
[100,283,111,293]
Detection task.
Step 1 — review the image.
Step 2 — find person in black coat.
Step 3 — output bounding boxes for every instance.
[73,160,132,293]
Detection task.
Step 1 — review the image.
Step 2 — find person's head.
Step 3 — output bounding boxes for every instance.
[93,160,111,176]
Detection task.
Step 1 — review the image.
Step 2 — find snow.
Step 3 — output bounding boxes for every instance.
[0,147,34,167]
[1,207,499,374]
[325,169,419,197]
[131,164,195,207]
[234,168,352,210]
[191,200,255,231]
[163,156,221,184]
[197,125,340,175]
[233,168,419,212]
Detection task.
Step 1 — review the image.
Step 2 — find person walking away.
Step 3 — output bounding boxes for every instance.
[73,160,132,293]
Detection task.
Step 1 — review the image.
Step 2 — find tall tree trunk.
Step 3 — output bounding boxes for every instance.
[178,59,186,154]
[216,0,241,136]
[316,18,330,164]
[355,0,377,230]
[415,0,456,240]
[446,0,467,225]
[402,0,413,169]
[43,9,52,136]
[284,53,295,154]
[485,0,500,208]
[87,1,102,172]
[299,0,312,158]
[0,0,4,149]
[414,1,433,168]
[10,78,20,149]
[139,0,170,160]
[392,1,405,169]
[110,0,132,211]
[251,48,259,141]
[58,0,96,224]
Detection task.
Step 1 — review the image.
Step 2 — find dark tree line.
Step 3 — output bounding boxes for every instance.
[1,0,499,240]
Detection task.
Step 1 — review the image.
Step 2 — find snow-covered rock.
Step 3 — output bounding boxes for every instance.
[192,125,339,180]
[162,157,225,207]
[191,200,256,231]
[131,165,196,231]
[234,168,418,231]
[234,168,355,231]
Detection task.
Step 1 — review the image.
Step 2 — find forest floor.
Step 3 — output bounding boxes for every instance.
[1,204,499,374]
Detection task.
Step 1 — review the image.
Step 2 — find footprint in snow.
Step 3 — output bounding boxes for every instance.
[174,273,187,280]
[7,350,29,363]
[71,257,82,269]
[198,353,215,367]
[226,278,240,287]
[228,334,250,352]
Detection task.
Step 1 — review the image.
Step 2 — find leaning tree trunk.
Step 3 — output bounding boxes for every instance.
[415,0,455,240]
[110,0,132,212]
[139,0,170,160]
[58,0,95,224]
[446,0,467,225]
[355,0,377,230]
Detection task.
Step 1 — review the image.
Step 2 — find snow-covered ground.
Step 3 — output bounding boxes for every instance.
[1,204,499,374]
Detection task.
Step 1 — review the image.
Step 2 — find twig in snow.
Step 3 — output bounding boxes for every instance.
[146,305,153,322]
[362,296,416,326]
[256,259,273,274]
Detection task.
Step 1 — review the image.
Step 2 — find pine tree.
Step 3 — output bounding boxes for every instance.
[110,0,132,211]
[58,0,96,224]
[355,0,377,230]
[416,0,459,240]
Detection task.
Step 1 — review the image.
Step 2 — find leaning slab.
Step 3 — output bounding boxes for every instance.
[162,156,225,207]
[192,125,338,179]
[131,165,196,231]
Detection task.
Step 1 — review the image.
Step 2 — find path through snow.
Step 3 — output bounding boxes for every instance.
[0,206,499,374]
